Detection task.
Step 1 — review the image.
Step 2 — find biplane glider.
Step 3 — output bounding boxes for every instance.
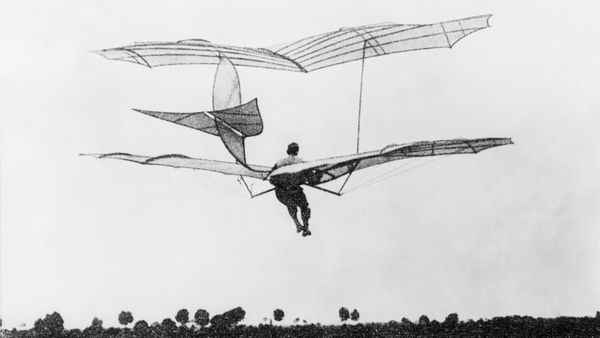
[83,14,512,212]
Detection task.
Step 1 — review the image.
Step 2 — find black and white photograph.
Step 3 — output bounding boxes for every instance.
[1,1,599,336]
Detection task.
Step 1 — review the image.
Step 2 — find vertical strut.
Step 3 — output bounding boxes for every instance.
[356,41,367,154]
[239,176,253,197]
[337,161,360,195]
[239,176,275,198]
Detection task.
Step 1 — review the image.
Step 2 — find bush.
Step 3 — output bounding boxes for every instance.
[351,309,360,321]
[338,307,350,322]
[133,320,149,336]
[210,307,246,328]
[34,312,65,338]
[91,317,103,328]
[194,309,210,327]
[175,309,189,326]
[444,313,459,327]
[84,317,103,336]
[273,309,285,322]
[160,318,177,336]
[118,311,134,327]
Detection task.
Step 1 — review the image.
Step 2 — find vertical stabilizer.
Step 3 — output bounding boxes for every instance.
[213,54,242,110]
[212,54,251,165]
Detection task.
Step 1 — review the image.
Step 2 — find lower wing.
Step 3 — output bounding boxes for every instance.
[81,153,270,179]
[82,138,511,186]
[268,137,513,185]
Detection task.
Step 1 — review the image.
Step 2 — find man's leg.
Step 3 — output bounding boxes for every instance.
[275,188,303,232]
[286,204,303,233]
[295,190,311,236]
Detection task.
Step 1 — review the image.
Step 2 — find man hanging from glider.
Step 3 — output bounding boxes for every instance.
[269,143,312,237]
[85,14,514,238]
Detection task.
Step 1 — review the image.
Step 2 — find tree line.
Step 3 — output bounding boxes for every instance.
[2,310,599,337]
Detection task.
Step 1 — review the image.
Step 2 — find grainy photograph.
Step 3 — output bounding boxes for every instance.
[1,1,599,337]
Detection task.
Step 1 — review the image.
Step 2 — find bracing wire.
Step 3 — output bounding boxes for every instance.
[356,41,367,154]
[343,156,449,194]
[136,164,247,198]
[338,41,368,195]
[343,141,474,194]
[348,158,419,189]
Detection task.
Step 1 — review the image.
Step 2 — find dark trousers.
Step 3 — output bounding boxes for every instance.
[275,186,310,228]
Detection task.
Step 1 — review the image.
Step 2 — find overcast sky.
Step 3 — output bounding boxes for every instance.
[1,0,599,330]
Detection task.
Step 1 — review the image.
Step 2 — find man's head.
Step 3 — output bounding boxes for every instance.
[287,142,299,156]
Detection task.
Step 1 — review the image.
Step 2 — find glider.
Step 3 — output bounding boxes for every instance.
[84,14,512,197]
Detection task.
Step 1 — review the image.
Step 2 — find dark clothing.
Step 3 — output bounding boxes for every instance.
[270,156,311,232]
[275,185,308,212]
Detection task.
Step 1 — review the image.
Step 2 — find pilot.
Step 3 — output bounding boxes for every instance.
[270,142,311,237]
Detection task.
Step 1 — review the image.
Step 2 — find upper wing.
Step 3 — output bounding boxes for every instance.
[81,153,269,179]
[269,137,512,185]
[94,15,491,72]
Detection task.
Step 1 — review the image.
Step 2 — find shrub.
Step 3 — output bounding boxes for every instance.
[211,307,246,328]
[274,309,285,322]
[160,318,177,335]
[133,320,149,336]
[351,309,360,321]
[175,309,189,326]
[194,309,210,327]
[444,313,459,327]
[118,311,134,327]
[339,307,350,322]
[33,312,64,337]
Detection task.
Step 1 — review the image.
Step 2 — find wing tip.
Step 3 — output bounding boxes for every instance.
[90,47,153,68]
[90,49,111,59]
[79,153,102,158]
[487,14,494,26]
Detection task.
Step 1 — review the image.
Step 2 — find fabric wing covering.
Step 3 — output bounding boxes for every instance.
[213,54,242,110]
[271,138,513,185]
[81,153,270,179]
[132,98,262,137]
[94,15,491,72]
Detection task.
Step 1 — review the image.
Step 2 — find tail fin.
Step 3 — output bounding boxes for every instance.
[212,99,263,166]
[133,54,262,169]
[133,99,263,168]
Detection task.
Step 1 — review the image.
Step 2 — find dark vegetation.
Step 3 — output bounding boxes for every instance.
[2,309,600,337]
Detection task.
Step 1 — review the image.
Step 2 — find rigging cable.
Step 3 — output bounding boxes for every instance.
[343,156,449,194]
[136,162,247,198]
[338,41,368,196]
[356,41,367,154]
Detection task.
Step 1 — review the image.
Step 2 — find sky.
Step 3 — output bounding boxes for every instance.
[1,0,599,330]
